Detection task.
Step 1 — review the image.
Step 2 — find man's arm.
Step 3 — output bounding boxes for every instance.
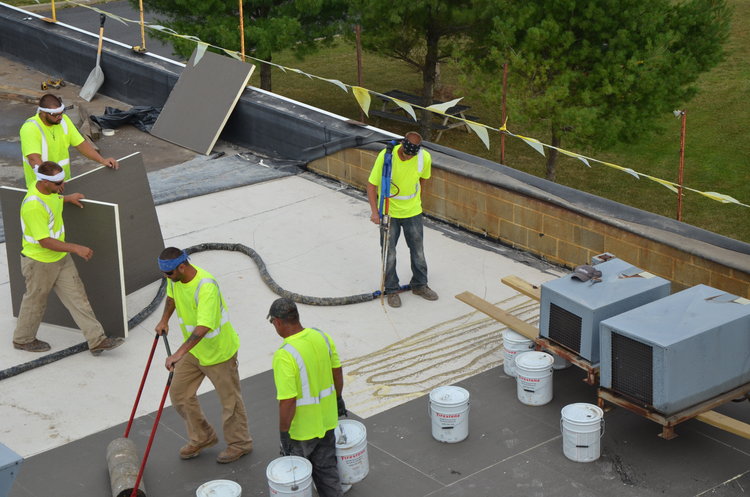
[25,153,43,169]
[367,182,380,225]
[279,398,297,432]
[333,367,344,397]
[75,140,119,169]
[38,237,93,261]
[155,296,176,336]
[164,324,210,371]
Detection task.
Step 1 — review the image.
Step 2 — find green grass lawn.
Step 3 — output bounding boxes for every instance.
[260,0,749,243]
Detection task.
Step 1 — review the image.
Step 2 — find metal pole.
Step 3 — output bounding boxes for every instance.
[239,0,246,62]
[51,0,57,22]
[138,0,146,51]
[677,110,686,221]
[500,62,508,164]
[355,24,364,123]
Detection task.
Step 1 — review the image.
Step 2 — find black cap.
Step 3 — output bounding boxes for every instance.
[267,298,299,321]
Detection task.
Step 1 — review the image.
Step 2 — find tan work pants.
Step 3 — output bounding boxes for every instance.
[170,352,253,450]
[13,255,106,348]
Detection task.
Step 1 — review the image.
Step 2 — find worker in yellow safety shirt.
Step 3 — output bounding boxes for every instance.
[20,94,119,188]
[155,247,253,464]
[270,298,346,497]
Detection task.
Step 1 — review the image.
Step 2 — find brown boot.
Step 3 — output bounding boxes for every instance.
[89,337,125,356]
[216,444,253,464]
[13,339,51,352]
[179,435,218,460]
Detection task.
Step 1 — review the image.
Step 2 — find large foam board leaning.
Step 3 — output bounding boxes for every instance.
[150,48,255,154]
[1,187,127,338]
[67,152,164,294]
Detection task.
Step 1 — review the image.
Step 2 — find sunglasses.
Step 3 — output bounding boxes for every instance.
[268,316,275,324]
[163,270,175,276]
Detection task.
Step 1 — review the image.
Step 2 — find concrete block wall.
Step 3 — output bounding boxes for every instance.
[309,148,750,298]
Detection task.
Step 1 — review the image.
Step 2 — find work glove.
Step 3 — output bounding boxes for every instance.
[337,396,348,418]
[279,431,293,456]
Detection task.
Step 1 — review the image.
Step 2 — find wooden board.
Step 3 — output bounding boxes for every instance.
[150,48,255,154]
[67,152,164,294]
[455,291,539,340]
[500,275,541,301]
[1,187,127,338]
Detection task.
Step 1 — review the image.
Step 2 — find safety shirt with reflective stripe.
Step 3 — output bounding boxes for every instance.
[20,114,84,188]
[272,327,341,441]
[20,183,66,263]
[166,266,239,366]
[367,143,432,219]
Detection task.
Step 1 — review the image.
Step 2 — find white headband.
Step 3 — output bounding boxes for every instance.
[38,103,65,114]
[35,169,66,182]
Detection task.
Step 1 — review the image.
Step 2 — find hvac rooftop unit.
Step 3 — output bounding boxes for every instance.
[600,284,750,415]
[540,258,670,365]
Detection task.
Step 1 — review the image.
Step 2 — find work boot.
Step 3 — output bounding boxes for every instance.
[13,339,51,352]
[179,435,219,460]
[412,286,439,301]
[216,444,253,464]
[89,337,125,356]
[387,293,401,308]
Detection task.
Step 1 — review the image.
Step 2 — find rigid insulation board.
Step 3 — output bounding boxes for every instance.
[150,48,255,154]
[1,187,127,338]
[67,152,164,293]
[599,284,750,415]
[539,258,670,364]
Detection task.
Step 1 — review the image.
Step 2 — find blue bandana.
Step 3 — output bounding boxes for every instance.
[157,250,189,272]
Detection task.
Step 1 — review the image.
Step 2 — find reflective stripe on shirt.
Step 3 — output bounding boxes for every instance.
[281,329,335,407]
[391,149,424,200]
[23,118,71,168]
[20,195,64,243]
[176,278,228,339]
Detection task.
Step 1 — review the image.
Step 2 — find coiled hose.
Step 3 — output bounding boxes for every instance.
[0,242,394,381]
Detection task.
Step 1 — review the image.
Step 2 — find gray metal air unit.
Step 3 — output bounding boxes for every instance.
[600,284,750,415]
[540,258,671,365]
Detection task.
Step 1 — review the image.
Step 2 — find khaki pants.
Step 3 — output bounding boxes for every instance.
[170,352,253,450]
[13,255,106,348]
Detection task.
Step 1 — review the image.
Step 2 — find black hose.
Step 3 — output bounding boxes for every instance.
[0,242,384,381]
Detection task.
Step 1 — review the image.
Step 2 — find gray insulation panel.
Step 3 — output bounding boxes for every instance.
[1,187,127,338]
[150,49,255,154]
[540,258,671,364]
[600,284,750,415]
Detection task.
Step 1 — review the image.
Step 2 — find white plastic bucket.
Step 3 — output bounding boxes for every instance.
[428,386,470,443]
[515,351,554,406]
[266,456,313,497]
[196,480,242,497]
[560,403,605,462]
[503,330,535,377]
[335,420,369,484]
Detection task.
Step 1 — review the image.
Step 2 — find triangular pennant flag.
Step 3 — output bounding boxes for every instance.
[321,78,348,93]
[290,68,313,79]
[223,49,244,61]
[651,178,679,194]
[518,135,545,157]
[700,192,742,205]
[467,122,490,150]
[352,87,372,117]
[392,99,417,121]
[621,168,640,179]
[426,97,463,114]
[193,43,208,65]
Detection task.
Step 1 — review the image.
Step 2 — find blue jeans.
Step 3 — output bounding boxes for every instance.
[380,214,428,293]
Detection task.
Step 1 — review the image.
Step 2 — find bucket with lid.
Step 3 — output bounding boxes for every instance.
[266,456,313,497]
[335,419,369,484]
[560,403,605,462]
[428,385,470,443]
[196,480,241,497]
[514,351,554,406]
[502,330,535,377]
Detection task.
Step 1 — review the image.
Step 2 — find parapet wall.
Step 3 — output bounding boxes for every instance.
[310,146,750,298]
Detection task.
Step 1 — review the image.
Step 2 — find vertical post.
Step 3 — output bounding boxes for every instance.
[355,24,364,123]
[677,110,686,221]
[239,0,246,62]
[138,0,146,51]
[50,0,57,22]
[501,62,508,164]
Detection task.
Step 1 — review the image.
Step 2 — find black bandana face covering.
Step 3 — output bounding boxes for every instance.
[401,139,421,156]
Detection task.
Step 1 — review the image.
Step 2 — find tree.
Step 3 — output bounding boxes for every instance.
[463,0,731,181]
[133,0,347,91]
[349,0,482,138]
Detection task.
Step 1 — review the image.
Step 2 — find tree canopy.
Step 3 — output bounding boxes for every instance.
[133,0,347,90]
[464,0,731,180]
[349,0,481,138]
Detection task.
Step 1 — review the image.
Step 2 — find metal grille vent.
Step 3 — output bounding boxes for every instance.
[548,303,582,353]
[611,332,653,405]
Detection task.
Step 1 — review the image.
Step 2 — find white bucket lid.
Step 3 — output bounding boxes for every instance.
[561,403,603,423]
[429,385,470,405]
[503,329,533,344]
[336,419,366,449]
[266,456,312,485]
[515,351,553,370]
[195,479,241,497]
